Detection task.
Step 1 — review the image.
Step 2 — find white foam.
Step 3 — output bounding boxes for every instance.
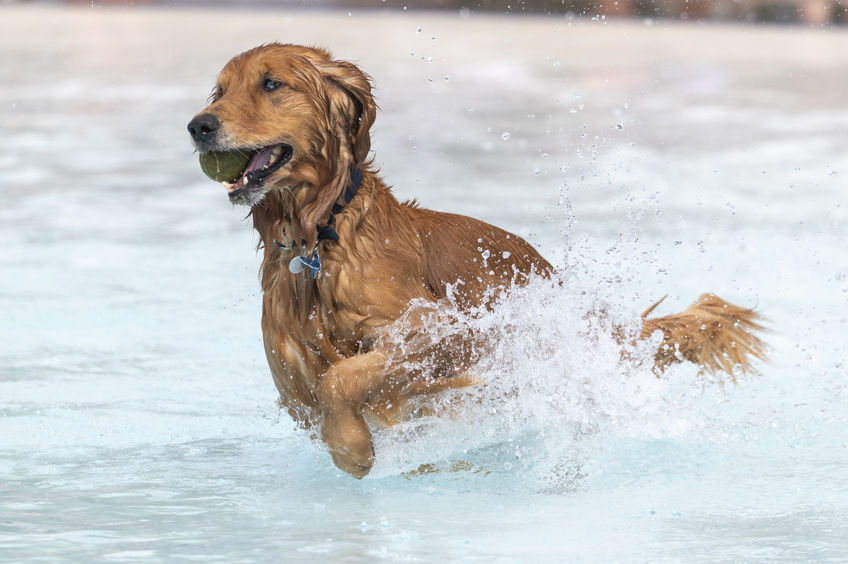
[367,272,712,482]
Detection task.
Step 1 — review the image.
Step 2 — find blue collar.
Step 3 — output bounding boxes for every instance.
[275,167,362,278]
[318,166,363,243]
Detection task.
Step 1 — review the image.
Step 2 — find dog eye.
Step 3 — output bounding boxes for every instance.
[263,78,284,92]
[208,85,223,103]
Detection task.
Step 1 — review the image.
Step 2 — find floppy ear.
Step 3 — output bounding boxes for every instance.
[296,57,376,247]
[318,59,376,165]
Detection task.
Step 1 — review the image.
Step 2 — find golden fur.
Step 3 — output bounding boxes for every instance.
[189,44,766,478]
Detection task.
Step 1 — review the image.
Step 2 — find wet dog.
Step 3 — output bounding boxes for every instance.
[188,44,765,478]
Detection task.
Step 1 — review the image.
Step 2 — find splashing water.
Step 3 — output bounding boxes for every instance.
[364,272,714,485]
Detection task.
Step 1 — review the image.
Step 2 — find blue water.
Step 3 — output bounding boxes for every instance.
[2,5,848,561]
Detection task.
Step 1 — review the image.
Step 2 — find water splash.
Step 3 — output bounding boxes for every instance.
[365,272,709,484]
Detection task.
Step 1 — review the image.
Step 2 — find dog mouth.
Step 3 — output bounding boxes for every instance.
[220,143,293,197]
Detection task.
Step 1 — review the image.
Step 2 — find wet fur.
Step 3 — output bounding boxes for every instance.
[641,293,766,377]
[190,44,766,478]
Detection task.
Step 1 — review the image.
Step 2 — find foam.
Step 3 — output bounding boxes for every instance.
[366,272,710,482]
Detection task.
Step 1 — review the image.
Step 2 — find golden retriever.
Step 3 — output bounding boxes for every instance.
[188,44,765,478]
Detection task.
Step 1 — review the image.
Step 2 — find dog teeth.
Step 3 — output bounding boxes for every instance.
[265,146,283,169]
[222,181,235,189]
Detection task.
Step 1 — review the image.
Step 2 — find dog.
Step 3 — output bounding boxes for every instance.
[188,44,766,478]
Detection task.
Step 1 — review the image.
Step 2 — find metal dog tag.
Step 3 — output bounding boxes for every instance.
[288,256,307,274]
[289,254,321,278]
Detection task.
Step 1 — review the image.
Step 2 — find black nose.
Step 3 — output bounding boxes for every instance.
[187,113,220,143]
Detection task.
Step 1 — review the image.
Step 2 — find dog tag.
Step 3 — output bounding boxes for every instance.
[288,256,307,274]
[289,254,321,278]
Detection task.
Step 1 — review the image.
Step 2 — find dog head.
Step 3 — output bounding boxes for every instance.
[188,44,376,229]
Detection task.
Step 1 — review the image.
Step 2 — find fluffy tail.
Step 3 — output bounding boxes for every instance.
[640,293,767,377]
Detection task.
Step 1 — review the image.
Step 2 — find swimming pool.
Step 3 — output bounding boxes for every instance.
[1,5,847,561]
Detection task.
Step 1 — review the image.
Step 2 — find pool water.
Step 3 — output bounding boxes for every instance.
[1,5,847,561]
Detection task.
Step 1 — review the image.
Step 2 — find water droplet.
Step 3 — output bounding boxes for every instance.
[481,250,491,260]
[502,132,511,140]
[502,251,511,259]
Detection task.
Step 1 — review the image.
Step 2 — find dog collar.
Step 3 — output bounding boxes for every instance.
[275,166,363,278]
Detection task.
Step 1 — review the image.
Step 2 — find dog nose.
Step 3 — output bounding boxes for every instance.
[187,113,220,142]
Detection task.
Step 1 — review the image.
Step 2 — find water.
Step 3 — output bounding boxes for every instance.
[2,5,848,561]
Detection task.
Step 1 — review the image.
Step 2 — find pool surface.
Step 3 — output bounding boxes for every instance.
[1,5,847,561]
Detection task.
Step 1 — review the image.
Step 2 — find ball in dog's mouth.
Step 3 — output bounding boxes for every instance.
[198,144,293,192]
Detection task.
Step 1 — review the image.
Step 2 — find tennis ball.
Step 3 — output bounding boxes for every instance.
[199,151,251,183]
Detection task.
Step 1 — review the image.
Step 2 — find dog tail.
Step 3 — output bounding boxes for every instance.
[640,293,767,378]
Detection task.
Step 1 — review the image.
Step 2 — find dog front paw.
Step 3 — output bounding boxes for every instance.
[322,409,375,479]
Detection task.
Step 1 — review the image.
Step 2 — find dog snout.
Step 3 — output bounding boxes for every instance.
[187,113,221,144]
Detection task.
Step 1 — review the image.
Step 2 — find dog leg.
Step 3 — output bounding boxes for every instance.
[316,351,391,478]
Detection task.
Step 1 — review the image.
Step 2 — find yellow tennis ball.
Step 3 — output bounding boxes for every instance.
[198,151,251,183]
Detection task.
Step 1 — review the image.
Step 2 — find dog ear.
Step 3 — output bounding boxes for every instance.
[296,57,376,247]
[319,59,376,165]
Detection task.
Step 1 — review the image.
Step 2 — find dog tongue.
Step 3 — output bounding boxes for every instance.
[232,147,273,190]
[245,147,273,175]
